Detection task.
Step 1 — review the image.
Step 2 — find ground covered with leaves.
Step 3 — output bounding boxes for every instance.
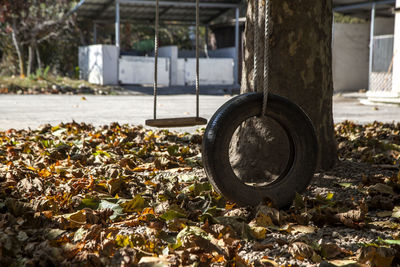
[0,121,400,266]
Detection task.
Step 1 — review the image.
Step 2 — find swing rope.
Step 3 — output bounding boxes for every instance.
[196,0,200,118]
[253,0,259,93]
[147,0,206,127]
[262,0,271,116]
[153,0,159,120]
[253,0,271,116]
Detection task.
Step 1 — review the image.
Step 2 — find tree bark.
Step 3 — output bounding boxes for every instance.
[11,21,25,77]
[36,46,42,70]
[27,42,35,76]
[235,0,337,172]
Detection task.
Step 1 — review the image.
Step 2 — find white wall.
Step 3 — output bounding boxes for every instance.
[159,46,178,85]
[79,45,235,86]
[119,56,170,85]
[79,45,119,85]
[177,58,234,86]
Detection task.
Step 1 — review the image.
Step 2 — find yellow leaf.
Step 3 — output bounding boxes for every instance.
[142,207,155,216]
[326,192,334,200]
[255,213,274,227]
[250,226,267,240]
[38,168,52,178]
[115,235,133,248]
[211,254,226,263]
[144,180,157,187]
[121,195,146,213]
[62,210,86,228]
[225,203,236,210]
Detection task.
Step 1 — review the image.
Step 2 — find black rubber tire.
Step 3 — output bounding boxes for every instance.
[202,92,318,208]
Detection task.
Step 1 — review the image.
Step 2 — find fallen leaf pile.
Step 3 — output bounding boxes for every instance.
[0,121,399,266]
[336,120,400,166]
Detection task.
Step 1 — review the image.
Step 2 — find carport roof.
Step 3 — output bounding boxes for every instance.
[75,0,241,25]
[333,0,395,17]
[74,0,396,25]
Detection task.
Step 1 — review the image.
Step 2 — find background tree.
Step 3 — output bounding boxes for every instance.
[231,0,337,178]
[0,0,79,76]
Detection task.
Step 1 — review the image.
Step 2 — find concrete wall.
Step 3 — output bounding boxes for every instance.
[79,45,119,85]
[79,45,235,86]
[119,56,170,85]
[159,46,178,86]
[375,17,395,36]
[333,18,394,92]
[177,58,234,85]
[333,23,370,91]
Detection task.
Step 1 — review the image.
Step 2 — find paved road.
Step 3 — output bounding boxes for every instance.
[0,93,399,132]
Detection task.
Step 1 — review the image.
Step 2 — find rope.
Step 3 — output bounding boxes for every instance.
[153,0,159,120]
[262,0,271,116]
[195,0,200,118]
[253,0,259,92]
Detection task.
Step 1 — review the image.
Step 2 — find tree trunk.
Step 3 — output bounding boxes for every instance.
[27,42,35,76]
[234,0,337,174]
[36,46,42,70]
[11,21,25,77]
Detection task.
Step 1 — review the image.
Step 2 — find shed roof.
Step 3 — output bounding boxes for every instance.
[333,0,395,17]
[75,0,395,26]
[76,0,240,25]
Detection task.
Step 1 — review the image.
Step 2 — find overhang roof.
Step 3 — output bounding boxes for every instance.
[76,0,241,25]
[75,0,396,26]
[333,0,395,17]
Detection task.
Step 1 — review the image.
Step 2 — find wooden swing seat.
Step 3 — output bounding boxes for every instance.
[145,117,207,128]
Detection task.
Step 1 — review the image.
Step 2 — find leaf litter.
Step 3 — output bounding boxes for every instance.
[0,120,399,266]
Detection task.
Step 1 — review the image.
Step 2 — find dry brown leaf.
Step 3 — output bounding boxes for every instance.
[357,246,396,267]
[289,242,322,263]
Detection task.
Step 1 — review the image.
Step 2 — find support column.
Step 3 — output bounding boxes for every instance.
[368,3,375,91]
[115,0,120,48]
[234,7,240,86]
[392,0,400,94]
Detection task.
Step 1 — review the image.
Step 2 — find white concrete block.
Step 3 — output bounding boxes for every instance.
[79,45,119,85]
[119,56,170,85]
[159,46,178,85]
[182,58,234,85]
[177,59,185,86]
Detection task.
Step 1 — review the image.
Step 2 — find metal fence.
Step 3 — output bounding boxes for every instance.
[370,35,393,92]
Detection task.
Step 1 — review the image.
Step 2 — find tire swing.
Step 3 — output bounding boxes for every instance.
[202,0,318,208]
[145,0,207,128]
